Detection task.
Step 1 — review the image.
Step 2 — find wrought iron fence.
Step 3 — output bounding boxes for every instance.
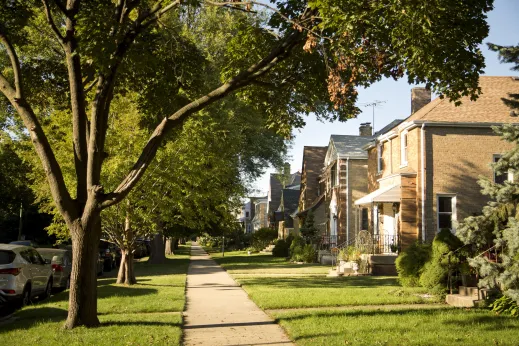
[372,233,400,254]
[318,233,400,254]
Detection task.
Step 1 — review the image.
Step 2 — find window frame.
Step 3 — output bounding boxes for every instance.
[436,194,457,233]
[377,143,383,174]
[493,154,514,184]
[400,130,408,167]
[330,162,337,188]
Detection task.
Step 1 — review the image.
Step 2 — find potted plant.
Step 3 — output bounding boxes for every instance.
[390,242,399,253]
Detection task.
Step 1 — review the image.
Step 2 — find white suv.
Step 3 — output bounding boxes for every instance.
[0,244,53,306]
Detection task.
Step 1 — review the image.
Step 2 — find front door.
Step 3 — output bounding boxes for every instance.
[383,207,395,253]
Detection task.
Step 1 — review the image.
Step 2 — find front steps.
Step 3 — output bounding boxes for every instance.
[260,244,275,253]
[446,286,495,307]
[369,254,397,275]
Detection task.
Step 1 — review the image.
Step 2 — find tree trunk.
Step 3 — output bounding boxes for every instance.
[165,238,173,256]
[117,250,136,285]
[148,233,166,264]
[173,238,179,250]
[65,216,101,329]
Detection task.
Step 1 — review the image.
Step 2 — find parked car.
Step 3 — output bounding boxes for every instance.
[36,248,72,291]
[99,240,118,271]
[61,245,105,276]
[134,241,149,259]
[0,244,53,307]
[10,240,39,248]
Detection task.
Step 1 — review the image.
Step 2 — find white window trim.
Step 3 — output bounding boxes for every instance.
[493,154,514,183]
[400,130,408,167]
[377,143,383,174]
[436,194,457,234]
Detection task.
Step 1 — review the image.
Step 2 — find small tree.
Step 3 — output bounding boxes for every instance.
[300,210,319,244]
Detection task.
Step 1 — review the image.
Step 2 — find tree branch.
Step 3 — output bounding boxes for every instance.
[100,13,311,209]
[0,32,23,99]
[86,0,181,191]
[61,1,89,207]
[42,0,65,44]
[0,72,77,225]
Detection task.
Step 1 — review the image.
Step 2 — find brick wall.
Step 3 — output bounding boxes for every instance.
[423,126,516,241]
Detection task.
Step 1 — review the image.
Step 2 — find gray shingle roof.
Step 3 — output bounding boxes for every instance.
[374,119,405,136]
[330,135,374,158]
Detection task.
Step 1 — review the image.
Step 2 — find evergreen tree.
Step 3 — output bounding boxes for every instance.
[457,42,519,304]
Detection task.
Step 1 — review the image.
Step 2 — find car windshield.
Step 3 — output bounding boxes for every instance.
[38,252,62,261]
[0,250,16,264]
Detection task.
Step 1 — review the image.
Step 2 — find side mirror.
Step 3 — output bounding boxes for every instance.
[44,258,51,265]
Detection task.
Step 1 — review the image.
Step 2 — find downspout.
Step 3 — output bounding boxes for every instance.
[346,157,350,244]
[421,123,426,242]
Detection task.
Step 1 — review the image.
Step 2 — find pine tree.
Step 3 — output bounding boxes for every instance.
[457,128,519,303]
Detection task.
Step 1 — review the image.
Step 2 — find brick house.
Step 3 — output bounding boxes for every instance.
[296,146,328,237]
[267,169,301,230]
[355,76,519,252]
[320,127,373,247]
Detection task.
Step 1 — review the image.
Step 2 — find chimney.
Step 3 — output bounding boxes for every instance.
[359,122,373,137]
[411,87,431,114]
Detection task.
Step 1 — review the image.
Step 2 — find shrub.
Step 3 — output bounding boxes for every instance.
[490,295,519,317]
[251,227,277,251]
[419,229,464,290]
[272,239,289,257]
[301,244,316,263]
[290,235,306,261]
[396,241,431,287]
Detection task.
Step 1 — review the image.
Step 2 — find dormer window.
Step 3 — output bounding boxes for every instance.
[401,131,408,166]
[377,143,383,173]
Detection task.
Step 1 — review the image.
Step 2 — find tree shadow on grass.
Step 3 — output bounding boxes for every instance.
[239,276,399,289]
[42,285,158,304]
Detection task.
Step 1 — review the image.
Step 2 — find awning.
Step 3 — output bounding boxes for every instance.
[354,184,401,205]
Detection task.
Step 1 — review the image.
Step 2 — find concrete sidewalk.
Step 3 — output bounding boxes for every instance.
[183,244,293,346]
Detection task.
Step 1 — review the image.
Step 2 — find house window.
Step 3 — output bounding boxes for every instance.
[437,195,456,233]
[377,143,383,173]
[493,155,513,184]
[361,208,369,230]
[401,131,408,166]
[330,163,337,188]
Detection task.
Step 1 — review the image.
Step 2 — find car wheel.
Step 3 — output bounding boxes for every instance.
[42,280,52,299]
[21,286,31,307]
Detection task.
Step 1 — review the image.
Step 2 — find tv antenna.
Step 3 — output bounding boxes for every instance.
[360,100,386,135]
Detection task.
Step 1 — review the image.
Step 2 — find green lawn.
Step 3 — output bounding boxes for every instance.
[210,250,330,275]
[211,251,434,309]
[272,307,519,346]
[211,250,519,346]
[0,244,191,345]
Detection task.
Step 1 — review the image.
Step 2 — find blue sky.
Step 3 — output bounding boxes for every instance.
[251,0,519,196]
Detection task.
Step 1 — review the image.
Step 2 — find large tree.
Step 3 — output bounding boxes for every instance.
[0,0,493,328]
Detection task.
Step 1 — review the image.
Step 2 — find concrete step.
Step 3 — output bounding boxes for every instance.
[459,286,479,298]
[327,268,343,277]
[446,294,482,308]
[369,254,397,265]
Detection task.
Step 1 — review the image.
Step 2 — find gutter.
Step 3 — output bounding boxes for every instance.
[421,123,426,242]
